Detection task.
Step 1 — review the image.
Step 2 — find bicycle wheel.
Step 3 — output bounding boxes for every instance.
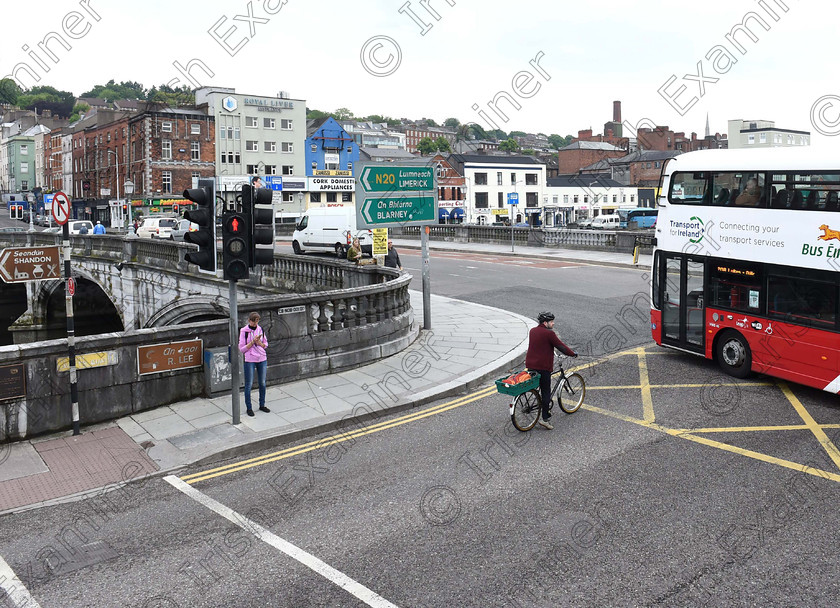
[557,373,585,413]
[511,390,541,431]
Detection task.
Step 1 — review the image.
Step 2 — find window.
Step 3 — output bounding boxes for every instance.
[497,172,503,185]
[162,122,172,133]
[475,192,489,208]
[760,133,766,144]
[326,192,337,203]
[192,171,200,182]
[510,173,516,185]
[525,173,538,186]
[282,165,294,175]
[710,261,762,313]
[246,164,260,174]
[768,270,836,328]
[191,123,201,135]
[281,119,293,130]
[245,140,258,152]
[630,195,635,203]
[584,195,589,203]
[21,180,28,190]
[281,142,294,153]
[191,141,200,161]
[162,171,172,193]
[311,144,317,153]
[265,141,276,152]
[20,162,28,174]
[107,133,111,142]
[526,192,538,207]
[498,192,504,207]
[282,192,295,203]
[474,173,487,185]
[264,165,276,175]
[310,192,321,203]
[21,145,28,155]
[342,192,353,203]
[162,140,172,160]
[264,118,275,129]
[220,128,227,140]
[747,134,755,145]
[246,116,258,127]
[347,162,353,172]
[612,195,617,203]
[573,195,579,203]
[770,171,840,210]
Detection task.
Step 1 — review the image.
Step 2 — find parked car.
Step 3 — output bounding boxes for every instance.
[42,226,61,233]
[0,226,27,233]
[170,218,198,241]
[68,220,94,235]
[576,218,594,229]
[591,215,620,230]
[136,217,179,239]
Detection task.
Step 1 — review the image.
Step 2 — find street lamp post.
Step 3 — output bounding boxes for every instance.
[124,179,135,231]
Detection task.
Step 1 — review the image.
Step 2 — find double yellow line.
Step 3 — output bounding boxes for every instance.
[181,383,500,484]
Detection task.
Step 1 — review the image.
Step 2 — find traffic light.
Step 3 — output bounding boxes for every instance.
[9,205,22,220]
[221,212,250,280]
[183,177,216,272]
[242,184,275,267]
[173,203,179,214]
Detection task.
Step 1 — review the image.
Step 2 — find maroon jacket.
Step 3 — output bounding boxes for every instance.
[525,324,576,370]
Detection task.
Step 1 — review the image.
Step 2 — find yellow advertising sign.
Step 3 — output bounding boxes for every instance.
[313,170,352,176]
[492,209,509,215]
[372,228,388,256]
[57,351,119,372]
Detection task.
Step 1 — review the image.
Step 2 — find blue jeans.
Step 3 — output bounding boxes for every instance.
[243,360,267,410]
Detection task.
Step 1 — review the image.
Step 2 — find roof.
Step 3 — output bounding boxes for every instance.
[359,147,416,160]
[547,175,625,188]
[664,147,832,172]
[306,116,331,136]
[559,141,624,152]
[22,124,50,136]
[449,153,543,165]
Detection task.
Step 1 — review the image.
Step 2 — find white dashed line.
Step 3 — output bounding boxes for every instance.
[164,476,399,608]
[0,554,42,608]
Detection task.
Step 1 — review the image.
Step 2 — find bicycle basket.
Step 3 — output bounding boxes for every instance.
[495,371,540,396]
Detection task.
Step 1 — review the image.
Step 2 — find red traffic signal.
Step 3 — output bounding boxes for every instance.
[222,212,249,280]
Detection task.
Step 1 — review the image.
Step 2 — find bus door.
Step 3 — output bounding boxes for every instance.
[660,254,705,352]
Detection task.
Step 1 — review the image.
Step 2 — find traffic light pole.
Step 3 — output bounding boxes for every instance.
[62,222,80,435]
[229,280,241,425]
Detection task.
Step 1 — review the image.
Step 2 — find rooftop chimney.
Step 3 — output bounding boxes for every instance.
[613,101,621,123]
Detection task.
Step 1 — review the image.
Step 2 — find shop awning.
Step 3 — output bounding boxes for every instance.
[450,208,465,218]
[438,208,450,219]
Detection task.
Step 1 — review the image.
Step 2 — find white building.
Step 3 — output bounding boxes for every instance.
[727,119,810,148]
[545,175,638,225]
[447,154,546,225]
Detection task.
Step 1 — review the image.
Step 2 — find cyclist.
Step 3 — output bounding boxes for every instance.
[525,311,577,430]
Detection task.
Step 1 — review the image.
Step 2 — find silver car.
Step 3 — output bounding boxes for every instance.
[170,218,198,241]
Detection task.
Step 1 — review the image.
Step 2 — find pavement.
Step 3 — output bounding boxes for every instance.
[0,239,650,515]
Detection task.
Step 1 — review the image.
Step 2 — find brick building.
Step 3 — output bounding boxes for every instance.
[402,125,456,153]
[556,141,625,174]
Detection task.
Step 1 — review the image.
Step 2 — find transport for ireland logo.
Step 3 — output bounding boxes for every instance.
[670,216,704,243]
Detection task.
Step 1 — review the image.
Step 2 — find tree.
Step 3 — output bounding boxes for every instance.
[487,129,507,141]
[17,86,75,118]
[421,117,439,127]
[548,134,574,149]
[417,137,437,155]
[509,130,527,137]
[499,138,520,153]
[333,107,354,120]
[81,79,146,101]
[521,149,535,156]
[444,117,460,129]
[68,102,90,123]
[306,108,330,120]
[435,137,451,153]
[0,78,20,105]
[147,84,193,106]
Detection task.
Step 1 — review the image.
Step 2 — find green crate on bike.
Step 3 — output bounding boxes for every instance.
[495,372,540,396]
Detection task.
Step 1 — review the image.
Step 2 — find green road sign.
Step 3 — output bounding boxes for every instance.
[360,166,434,192]
[361,196,436,225]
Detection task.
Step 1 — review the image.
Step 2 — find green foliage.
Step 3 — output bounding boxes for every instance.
[147,84,193,106]
[434,136,451,153]
[17,86,75,118]
[68,102,91,123]
[80,79,146,102]
[509,130,527,137]
[416,137,437,155]
[334,107,354,120]
[521,149,535,156]
[306,109,331,120]
[548,134,574,149]
[499,138,520,153]
[421,117,439,127]
[0,78,21,105]
[444,117,460,129]
[487,129,507,141]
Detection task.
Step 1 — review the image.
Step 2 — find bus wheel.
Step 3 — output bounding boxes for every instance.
[716,330,752,379]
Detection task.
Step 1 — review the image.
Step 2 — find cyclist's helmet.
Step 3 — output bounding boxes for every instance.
[537,311,555,323]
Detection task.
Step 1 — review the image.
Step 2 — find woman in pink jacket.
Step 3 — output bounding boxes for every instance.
[239,311,270,416]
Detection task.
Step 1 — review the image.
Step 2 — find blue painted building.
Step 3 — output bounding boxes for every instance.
[305,117,359,176]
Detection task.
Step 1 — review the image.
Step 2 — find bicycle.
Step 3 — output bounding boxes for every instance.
[496,358,586,432]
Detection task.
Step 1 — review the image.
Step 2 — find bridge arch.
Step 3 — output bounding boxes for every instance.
[35,272,124,339]
[144,296,229,328]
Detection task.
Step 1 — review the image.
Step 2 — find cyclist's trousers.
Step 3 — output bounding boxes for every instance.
[529,368,552,420]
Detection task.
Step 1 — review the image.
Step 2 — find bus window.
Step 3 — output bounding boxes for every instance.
[768,272,837,328]
[668,172,708,204]
[710,262,762,313]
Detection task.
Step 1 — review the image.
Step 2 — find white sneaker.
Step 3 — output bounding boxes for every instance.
[538,419,554,430]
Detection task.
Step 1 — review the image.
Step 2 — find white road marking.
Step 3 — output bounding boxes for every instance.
[0,554,42,608]
[164,476,399,608]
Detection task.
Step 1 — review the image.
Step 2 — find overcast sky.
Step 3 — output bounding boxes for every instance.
[3,0,839,149]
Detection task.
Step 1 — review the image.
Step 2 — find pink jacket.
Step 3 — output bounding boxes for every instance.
[239,325,268,363]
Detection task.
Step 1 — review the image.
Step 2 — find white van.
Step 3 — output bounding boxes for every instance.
[591,215,620,230]
[292,207,372,257]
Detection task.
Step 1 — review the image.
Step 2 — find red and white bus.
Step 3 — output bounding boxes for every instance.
[651,148,840,392]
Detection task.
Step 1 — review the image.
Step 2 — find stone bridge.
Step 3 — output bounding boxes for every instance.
[0,233,416,440]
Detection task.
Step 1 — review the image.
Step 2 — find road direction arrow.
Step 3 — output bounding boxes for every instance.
[360,166,434,193]
[0,246,61,283]
[360,196,436,225]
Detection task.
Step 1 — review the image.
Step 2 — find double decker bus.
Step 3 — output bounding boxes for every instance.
[651,148,840,392]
